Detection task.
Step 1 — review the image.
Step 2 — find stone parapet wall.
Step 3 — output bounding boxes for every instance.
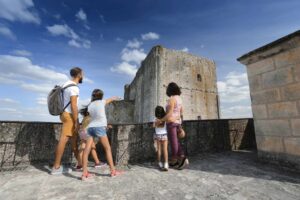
[0,119,255,169]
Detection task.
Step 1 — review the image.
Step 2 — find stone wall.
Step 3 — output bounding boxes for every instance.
[106,100,135,124]
[123,45,219,123]
[0,119,255,169]
[238,30,300,170]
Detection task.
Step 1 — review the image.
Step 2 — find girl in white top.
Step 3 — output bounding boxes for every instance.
[153,106,169,171]
[81,89,123,180]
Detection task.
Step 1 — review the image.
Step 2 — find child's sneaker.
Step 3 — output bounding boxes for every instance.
[94,162,107,168]
[81,172,94,181]
[158,162,163,169]
[110,170,124,177]
[163,162,169,171]
[51,166,72,175]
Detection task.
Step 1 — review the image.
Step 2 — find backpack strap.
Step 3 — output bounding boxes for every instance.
[62,83,79,111]
[63,83,78,90]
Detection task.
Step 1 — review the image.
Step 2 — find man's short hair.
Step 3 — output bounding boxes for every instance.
[70,67,82,78]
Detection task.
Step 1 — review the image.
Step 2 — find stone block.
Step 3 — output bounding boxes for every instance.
[281,82,300,101]
[255,119,291,136]
[291,118,300,136]
[274,47,300,68]
[256,136,284,153]
[262,67,294,89]
[251,104,268,119]
[284,137,300,157]
[251,88,281,104]
[247,58,275,77]
[248,75,262,91]
[294,63,300,82]
[267,101,298,118]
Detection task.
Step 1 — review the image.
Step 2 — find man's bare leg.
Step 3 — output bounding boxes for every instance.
[53,135,69,169]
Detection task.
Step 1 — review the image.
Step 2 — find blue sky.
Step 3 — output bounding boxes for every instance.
[0,0,299,122]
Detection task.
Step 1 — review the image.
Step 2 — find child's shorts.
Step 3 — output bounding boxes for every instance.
[87,127,107,139]
[154,133,168,141]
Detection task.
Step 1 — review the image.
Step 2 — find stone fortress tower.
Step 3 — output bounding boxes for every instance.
[107,45,220,124]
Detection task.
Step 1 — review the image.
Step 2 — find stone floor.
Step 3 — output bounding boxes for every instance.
[1,151,300,200]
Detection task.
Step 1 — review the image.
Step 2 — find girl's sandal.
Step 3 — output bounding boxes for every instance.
[81,172,94,181]
[110,170,124,177]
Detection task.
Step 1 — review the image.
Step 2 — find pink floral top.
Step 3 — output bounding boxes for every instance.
[166,95,182,124]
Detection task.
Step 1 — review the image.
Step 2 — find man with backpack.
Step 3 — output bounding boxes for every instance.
[50,67,84,175]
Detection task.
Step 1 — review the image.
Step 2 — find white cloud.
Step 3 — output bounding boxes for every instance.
[217,71,250,103]
[141,32,160,40]
[75,9,90,30]
[217,71,252,119]
[53,14,61,20]
[0,55,70,95]
[76,9,87,22]
[221,105,252,119]
[0,26,16,40]
[0,0,40,24]
[0,55,68,83]
[36,96,47,105]
[99,14,106,23]
[0,98,19,106]
[68,39,81,48]
[11,49,32,57]
[21,83,53,93]
[126,39,142,48]
[46,24,79,39]
[116,37,123,42]
[111,62,138,77]
[46,24,91,49]
[121,48,146,64]
[181,47,189,52]
[111,34,156,77]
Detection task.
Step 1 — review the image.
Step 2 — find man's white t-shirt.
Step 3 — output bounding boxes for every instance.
[88,100,107,127]
[62,80,79,114]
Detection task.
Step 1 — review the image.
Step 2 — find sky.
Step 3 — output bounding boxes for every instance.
[0,0,299,122]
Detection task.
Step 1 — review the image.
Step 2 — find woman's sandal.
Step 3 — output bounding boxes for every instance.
[81,172,94,181]
[110,169,124,177]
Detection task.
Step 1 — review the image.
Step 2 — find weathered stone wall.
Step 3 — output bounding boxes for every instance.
[105,100,135,124]
[123,46,219,123]
[0,119,255,169]
[0,122,73,169]
[238,30,300,170]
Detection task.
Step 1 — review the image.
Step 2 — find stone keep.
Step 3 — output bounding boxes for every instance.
[107,45,219,124]
[238,30,300,169]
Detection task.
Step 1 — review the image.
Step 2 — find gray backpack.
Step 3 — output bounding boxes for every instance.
[47,84,77,116]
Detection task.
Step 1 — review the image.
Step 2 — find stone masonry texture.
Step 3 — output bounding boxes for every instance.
[238,30,300,170]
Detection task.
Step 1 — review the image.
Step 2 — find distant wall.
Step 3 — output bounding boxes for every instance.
[238,30,300,170]
[0,119,255,169]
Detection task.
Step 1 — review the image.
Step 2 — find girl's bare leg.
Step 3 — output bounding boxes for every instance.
[82,137,93,175]
[91,142,100,164]
[77,141,86,166]
[156,140,161,163]
[99,136,115,171]
[163,140,168,163]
